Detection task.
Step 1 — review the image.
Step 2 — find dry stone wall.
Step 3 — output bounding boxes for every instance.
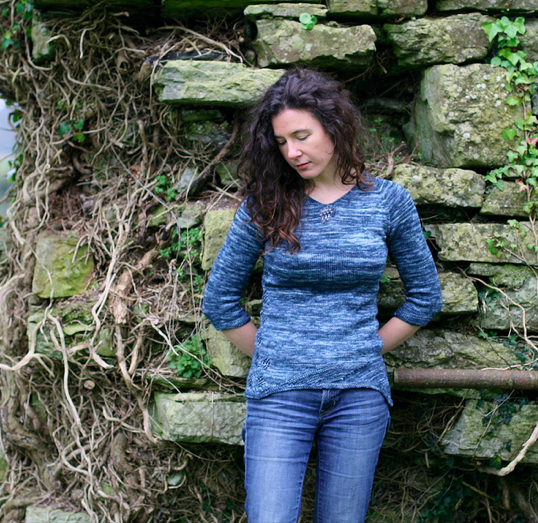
[3,0,538,519]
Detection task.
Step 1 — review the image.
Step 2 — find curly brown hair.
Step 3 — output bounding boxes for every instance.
[238,67,370,253]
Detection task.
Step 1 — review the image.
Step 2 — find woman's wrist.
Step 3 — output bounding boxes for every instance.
[378,317,420,355]
[222,321,258,358]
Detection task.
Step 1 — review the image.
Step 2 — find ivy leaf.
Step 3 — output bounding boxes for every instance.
[502,129,517,140]
[506,97,521,106]
[73,132,86,143]
[59,122,71,136]
[482,21,502,42]
[491,56,502,66]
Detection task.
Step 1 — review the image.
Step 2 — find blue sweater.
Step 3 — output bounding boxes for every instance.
[202,177,443,405]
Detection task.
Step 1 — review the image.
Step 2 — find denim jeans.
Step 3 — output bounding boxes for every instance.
[243,388,390,523]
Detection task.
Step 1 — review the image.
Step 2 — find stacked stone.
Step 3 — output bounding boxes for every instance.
[27,0,538,499]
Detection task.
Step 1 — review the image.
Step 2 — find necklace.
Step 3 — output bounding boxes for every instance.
[319,205,335,223]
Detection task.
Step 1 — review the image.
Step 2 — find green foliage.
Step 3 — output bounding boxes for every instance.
[56,101,86,142]
[379,275,391,284]
[1,0,33,52]
[154,174,178,202]
[478,287,501,310]
[478,391,529,438]
[482,17,538,233]
[159,226,202,262]
[299,12,318,30]
[166,336,211,378]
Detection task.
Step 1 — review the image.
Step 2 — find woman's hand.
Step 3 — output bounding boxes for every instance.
[222,321,258,358]
[378,317,420,355]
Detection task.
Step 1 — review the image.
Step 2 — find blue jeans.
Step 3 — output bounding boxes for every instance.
[243,388,390,523]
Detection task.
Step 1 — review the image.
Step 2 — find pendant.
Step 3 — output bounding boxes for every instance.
[320,205,335,223]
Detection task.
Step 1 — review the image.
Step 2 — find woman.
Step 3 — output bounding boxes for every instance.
[202,68,443,523]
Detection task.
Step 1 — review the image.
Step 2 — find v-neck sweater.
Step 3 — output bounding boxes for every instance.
[202,177,443,404]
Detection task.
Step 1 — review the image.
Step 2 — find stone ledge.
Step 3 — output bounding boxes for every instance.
[327,0,427,18]
[442,399,538,465]
[385,14,493,68]
[436,0,538,13]
[427,222,537,265]
[480,182,530,217]
[392,164,485,208]
[26,506,91,523]
[154,62,285,108]
[385,329,526,370]
[244,2,328,19]
[151,392,246,445]
[253,20,376,69]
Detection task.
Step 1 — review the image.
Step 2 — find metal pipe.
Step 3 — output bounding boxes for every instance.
[393,368,538,390]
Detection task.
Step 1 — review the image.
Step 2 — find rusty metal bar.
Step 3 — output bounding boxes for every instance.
[393,368,538,390]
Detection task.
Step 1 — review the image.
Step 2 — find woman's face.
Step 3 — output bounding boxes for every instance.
[271,108,337,185]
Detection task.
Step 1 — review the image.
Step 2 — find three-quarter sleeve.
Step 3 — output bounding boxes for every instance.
[202,199,265,331]
[385,183,443,326]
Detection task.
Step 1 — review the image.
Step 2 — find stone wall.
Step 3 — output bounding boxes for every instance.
[2,0,538,520]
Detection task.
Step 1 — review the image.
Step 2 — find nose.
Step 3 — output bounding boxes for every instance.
[286,143,302,160]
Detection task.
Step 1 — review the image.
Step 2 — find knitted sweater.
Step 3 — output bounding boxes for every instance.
[202,177,443,405]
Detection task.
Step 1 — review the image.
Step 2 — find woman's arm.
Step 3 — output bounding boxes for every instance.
[222,321,258,358]
[378,317,420,355]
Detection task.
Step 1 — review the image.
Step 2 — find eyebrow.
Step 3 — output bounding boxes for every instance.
[273,128,310,138]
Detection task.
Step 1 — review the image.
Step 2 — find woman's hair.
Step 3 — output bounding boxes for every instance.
[238,67,369,253]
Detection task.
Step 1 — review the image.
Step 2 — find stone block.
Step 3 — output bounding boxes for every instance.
[31,18,55,63]
[436,0,538,12]
[404,64,524,168]
[32,234,94,298]
[468,263,538,332]
[202,324,251,377]
[244,3,328,19]
[151,392,246,445]
[441,399,538,465]
[25,506,91,523]
[201,207,237,271]
[154,62,285,108]
[521,19,538,64]
[148,202,204,228]
[379,271,478,315]
[327,0,427,17]
[253,19,376,69]
[384,329,526,370]
[480,182,529,217]
[215,161,239,185]
[468,262,532,288]
[27,301,114,360]
[162,0,322,16]
[385,14,493,68]
[427,222,536,265]
[392,164,485,208]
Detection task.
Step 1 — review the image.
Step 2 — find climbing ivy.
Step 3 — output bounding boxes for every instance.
[482,17,538,221]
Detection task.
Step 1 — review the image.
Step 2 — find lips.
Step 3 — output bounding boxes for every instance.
[296,162,310,170]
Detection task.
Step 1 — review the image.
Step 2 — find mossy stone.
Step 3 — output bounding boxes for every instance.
[385,14,493,68]
[480,182,530,217]
[392,164,485,208]
[201,207,238,271]
[25,506,91,523]
[253,19,376,69]
[442,400,538,464]
[154,61,285,108]
[32,234,94,298]
[404,64,524,168]
[244,3,328,19]
[151,392,246,445]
